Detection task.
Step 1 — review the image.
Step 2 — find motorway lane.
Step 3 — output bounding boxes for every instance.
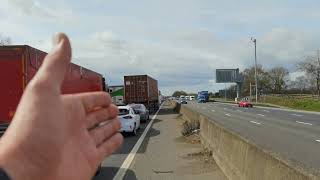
[185,101,320,169]
[94,119,151,180]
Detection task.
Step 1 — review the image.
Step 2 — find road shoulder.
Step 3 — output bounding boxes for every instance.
[125,103,227,180]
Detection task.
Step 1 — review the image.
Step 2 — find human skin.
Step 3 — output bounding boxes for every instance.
[0,33,123,180]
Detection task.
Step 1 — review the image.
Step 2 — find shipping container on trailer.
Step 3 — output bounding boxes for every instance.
[124,75,159,113]
[0,45,106,133]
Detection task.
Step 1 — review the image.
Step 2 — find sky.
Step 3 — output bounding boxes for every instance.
[1,0,320,95]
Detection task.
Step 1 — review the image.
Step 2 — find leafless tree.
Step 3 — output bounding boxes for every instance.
[290,76,310,93]
[298,50,320,98]
[268,67,289,93]
[0,34,12,45]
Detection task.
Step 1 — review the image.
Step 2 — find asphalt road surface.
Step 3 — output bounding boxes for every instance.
[94,102,226,180]
[185,101,320,170]
[93,119,150,180]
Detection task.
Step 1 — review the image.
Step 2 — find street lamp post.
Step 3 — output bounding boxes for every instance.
[251,38,258,104]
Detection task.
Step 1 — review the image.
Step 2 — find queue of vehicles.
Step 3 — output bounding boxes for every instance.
[0,45,160,137]
[176,90,254,108]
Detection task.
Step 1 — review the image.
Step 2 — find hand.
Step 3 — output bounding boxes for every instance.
[0,33,123,180]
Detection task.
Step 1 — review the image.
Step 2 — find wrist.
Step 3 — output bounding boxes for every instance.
[0,136,49,180]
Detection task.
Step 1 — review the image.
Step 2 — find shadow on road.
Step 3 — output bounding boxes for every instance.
[93,167,137,180]
[137,119,161,154]
[157,106,179,115]
[123,169,138,180]
[112,119,161,155]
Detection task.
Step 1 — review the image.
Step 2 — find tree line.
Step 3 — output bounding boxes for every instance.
[227,51,320,98]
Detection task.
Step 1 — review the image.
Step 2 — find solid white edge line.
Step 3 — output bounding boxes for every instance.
[250,121,261,125]
[113,104,163,180]
[296,121,312,126]
[257,114,265,117]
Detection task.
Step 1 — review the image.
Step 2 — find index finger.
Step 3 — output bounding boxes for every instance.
[75,92,112,112]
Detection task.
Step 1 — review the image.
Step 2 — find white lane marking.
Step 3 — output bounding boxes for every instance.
[225,113,231,117]
[113,105,163,180]
[292,114,303,117]
[211,110,215,112]
[263,110,270,113]
[296,121,312,126]
[250,121,261,125]
[257,114,265,117]
[223,108,227,110]
[237,110,242,112]
[316,140,320,143]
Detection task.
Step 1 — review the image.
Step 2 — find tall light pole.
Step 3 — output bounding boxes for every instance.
[251,38,258,103]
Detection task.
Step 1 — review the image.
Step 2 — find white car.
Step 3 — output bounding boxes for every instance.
[118,106,140,135]
[190,96,195,100]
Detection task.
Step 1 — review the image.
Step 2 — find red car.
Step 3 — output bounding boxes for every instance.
[238,100,253,108]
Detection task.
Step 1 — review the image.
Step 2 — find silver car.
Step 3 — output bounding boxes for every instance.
[130,104,150,122]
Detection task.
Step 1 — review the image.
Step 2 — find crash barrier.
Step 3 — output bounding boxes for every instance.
[176,102,320,180]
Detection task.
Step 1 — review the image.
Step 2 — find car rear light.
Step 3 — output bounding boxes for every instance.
[123,115,133,119]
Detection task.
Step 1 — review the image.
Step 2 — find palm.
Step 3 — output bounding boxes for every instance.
[0,33,123,180]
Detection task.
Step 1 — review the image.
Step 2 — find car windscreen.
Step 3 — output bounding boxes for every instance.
[118,109,129,116]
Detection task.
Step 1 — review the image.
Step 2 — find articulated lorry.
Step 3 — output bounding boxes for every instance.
[0,45,106,135]
[197,91,209,103]
[124,75,159,113]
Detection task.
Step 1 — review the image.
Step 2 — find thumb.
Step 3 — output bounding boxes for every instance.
[31,33,72,92]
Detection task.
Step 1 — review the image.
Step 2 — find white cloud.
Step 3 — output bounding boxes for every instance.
[1,0,320,95]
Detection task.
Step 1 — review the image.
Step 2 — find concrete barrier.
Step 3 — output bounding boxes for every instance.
[178,104,320,180]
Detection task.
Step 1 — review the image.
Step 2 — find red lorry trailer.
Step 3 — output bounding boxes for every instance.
[124,75,159,113]
[0,45,106,133]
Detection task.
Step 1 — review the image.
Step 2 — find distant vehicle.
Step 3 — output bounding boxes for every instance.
[197,95,206,103]
[124,75,159,113]
[179,97,188,104]
[190,96,195,100]
[0,45,106,136]
[129,104,150,122]
[238,100,253,108]
[108,85,124,105]
[159,90,165,105]
[118,106,141,135]
[198,91,209,102]
[185,96,190,100]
